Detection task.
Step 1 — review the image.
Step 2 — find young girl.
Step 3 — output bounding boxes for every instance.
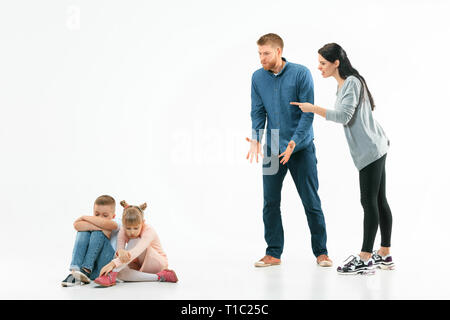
[290,43,394,275]
[94,200,178,286]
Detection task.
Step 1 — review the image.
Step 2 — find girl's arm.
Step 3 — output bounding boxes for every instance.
[115,228,126,256]
[112,228,154,268]
[112,228,127,261]
[79,216,118,231]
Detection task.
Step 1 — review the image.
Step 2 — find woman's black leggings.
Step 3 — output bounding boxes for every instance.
[359,153,392,253]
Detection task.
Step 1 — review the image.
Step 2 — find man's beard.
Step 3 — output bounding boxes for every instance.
[262,60,277,71]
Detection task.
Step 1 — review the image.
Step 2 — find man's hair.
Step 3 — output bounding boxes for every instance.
[257,33,284,50]
[94,195,116,207]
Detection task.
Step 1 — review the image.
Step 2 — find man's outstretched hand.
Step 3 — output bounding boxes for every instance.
[279,140,296,165]
[246,137,263,163]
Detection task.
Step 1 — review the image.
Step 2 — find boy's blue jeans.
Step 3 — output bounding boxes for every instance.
[70,231,115,280]
[262,142,328,259]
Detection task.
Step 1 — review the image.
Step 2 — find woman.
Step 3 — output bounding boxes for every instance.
[290,43,394,275]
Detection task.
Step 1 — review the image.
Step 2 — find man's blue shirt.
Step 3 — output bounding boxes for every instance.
[251,57,315,155]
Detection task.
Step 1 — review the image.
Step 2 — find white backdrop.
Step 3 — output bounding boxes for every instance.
[1,0,449,299]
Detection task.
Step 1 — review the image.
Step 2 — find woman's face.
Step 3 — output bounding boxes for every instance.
[318,54,339,78]
[125,222,142,239]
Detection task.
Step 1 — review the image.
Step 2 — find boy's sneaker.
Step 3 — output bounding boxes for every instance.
[157,269,178,283]
[337,255,375,275]
[94,271,118,287]
[61,274,80,287]
[372,250,395,270]
[72,269,91,284]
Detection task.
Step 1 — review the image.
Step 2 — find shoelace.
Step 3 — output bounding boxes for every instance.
[343,255,361,267]
[104,272,115,283]
[372,250,380,260]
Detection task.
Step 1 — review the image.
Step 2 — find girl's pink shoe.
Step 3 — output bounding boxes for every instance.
[157,269,178,283]
[94,272,118,287]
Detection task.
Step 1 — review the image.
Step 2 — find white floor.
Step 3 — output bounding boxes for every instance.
[2,185,448,300]
[2,248,449,300]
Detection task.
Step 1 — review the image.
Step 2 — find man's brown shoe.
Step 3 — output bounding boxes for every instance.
[254,255,281,267]
[317,254,333,267]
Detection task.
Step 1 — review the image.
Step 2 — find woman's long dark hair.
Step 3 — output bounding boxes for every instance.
[318,43,375,110]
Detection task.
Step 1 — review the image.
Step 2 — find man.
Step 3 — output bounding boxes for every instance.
[246,33,332,267]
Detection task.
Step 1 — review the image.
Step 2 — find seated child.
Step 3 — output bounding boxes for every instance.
[61,195,119,287]
[94,200,178,286]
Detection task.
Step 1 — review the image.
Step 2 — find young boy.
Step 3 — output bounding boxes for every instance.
[61,195,119,287]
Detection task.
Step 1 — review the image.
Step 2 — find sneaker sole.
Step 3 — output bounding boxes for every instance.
[94,279,116,287]
[254,262,281,267]
[377,263,395,270]
[72,271,91,284]
[337,268,376,275]
[317,261,333,267]
[61,282,77,287]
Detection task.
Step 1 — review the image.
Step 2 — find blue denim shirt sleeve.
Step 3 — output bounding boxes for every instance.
[291,68,314,150]
[251,75,267,142]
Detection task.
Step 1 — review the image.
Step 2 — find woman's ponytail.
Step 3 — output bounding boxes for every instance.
[319,43,376,111]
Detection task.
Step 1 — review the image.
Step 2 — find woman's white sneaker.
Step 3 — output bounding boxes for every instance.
[372,250,395,270]
[337,255,375,275]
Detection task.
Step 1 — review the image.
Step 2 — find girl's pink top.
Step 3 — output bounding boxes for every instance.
[112,223,168,269]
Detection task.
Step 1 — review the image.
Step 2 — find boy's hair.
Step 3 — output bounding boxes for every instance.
[94,195,116,207]
[120,200,147,226]
[257,33,284,50]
